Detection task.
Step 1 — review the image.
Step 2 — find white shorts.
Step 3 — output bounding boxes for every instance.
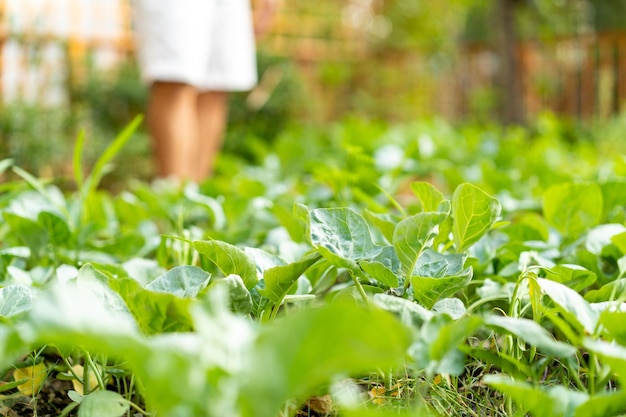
[132,0,258,91]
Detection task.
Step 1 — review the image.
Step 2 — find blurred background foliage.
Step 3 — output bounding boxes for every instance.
[1,0,626,185]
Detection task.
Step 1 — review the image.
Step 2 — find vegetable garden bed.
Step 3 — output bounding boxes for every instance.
[1,114,626,417]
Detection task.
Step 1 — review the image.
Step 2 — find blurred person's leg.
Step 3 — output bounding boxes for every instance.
[147,82,199,181]
[196,91,229,180]
[134,0,261,182]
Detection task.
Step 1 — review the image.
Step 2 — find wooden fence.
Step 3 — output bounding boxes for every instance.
[460,31,626,121]
[1,0,625,122]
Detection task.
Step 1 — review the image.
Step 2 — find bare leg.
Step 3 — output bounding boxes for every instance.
[147,82,199,180]
[196,91,229,180]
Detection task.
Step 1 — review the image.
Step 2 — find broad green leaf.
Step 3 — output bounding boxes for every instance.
[542,182,603,238]
[584,338,626,386]
[372,293,433,327]
[501,212,550,242]
[194,240,258,289]
[544,264,597,292]
[0,285,32,318]
[358,246,401,288]
[432,214,453,249]
[601,180,626,221]
[22,281,140,353]
[574,391,626,417]
[184,184,226,230]
[484,375,588,417]
[585,278,626,303]
[133,294,254,416]
[240,301,411,417]
[483,315,576,357]
[78,390,129,417]
[0,325,28,370]
[244,247,284,280]
[38,211,71,247]
[585,224,626,255]
[309,208,381,269]
[332,284,384,303]
[145,266,211,298]
[293,203,310,228]
[598,311,626,345]
[359,261,398,288]
[260,252,322,303]
[110,278,193,334]
[412,315,482,376]
[76,264,131,317]
[393,212,447,277]
[451,183,501,251]
[411,250,472,308]
[122,258,166,287]
[612,231,626,254]
[538,278,598,335]
[432,298,466,319]
[410,181,445,212]
[2,212,49,257]
[364,210,397,244]
[209,275,253,315]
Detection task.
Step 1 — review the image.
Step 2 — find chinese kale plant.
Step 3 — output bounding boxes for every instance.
[1,116,626,417]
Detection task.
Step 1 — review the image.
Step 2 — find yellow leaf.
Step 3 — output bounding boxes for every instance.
[13,362,47,396]
[70,364,101,395]
[369,386,387,405]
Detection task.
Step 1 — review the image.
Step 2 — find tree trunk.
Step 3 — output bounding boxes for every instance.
[494,0,525,125]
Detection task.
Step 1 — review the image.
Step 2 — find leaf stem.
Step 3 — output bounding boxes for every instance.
[350,270,369,303]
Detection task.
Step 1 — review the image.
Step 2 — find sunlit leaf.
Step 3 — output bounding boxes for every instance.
[358,246,401,288]
[598,311,626,345]
[209,275,253,315]
[0,285,32,318]
[260,252,322,303]
[483,315,576,357]
[393,212,447,277]
[309,208,382,269]
[38,211,71,247]
[194,240,258,289]
[538,278,598,335]
[372,293,433,327]
[240,301,411,417]
[2,212,49,257]
[411,250,472,308]
[451,183,501,251]
[77,390,129,417]
[584,338,626,386]
[110,278,193,335]
[585,278,626,303]
[544,264,597,292]
[484,375,587,417]
[432,298,466,319]
[145,266,211,298]
[542,182,603,238]
[410,181,446,212]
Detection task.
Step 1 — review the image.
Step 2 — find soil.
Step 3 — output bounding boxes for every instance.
[1,379,75,417]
